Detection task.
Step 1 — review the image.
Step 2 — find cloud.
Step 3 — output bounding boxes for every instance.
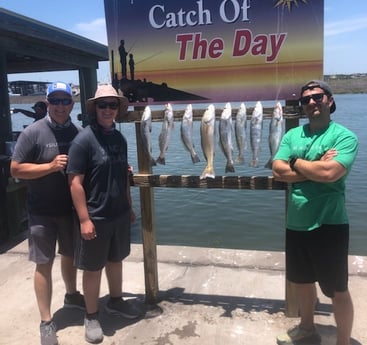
[325,17,367,36]
[73,18,108,44]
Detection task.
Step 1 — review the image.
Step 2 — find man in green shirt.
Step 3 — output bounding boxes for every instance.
[273,80,358,345]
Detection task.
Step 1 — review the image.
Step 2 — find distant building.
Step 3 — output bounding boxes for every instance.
[8,80,49,96]
[8,81,81,97]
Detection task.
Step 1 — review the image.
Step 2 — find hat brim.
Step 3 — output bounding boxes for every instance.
[330,101,336,114]
[300,80,336,114]
[86,95,129,120]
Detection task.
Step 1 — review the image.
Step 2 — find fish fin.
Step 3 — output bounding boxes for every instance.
[264,159,273,169]
[200,166,215,179]
[225,163,235,173]
[249,160,259,168]
[235,155,245,165]
[191,154,200,164]
[156,156,165,165]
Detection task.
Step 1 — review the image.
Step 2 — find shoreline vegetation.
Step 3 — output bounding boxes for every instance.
[9,74,367,105]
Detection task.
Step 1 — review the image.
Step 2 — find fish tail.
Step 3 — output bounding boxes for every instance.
[235,155,245,165]
[150,157,157,166]
[225,162,235,173]
[264,158,272,169]
[249,159,259,168]
[200,166,215,179]
[191,154,200,164]
[156,156,165,165]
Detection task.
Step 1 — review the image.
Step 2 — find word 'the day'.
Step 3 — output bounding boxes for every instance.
[176,30,287,63]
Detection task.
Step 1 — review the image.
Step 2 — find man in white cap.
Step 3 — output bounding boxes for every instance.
[273,80,358,345]
[11,81,84,345]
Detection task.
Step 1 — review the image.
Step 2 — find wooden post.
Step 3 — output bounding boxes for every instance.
[128,104,303,313]
[284,99,300,317]
[135,121,159,304]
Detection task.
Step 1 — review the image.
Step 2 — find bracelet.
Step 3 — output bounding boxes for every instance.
[289,157,298,171]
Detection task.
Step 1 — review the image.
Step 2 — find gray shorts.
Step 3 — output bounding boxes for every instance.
[28,213,76,264]
[74,212,131,271]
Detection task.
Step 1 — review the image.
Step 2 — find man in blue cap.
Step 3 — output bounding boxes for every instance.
[11,81,84,345]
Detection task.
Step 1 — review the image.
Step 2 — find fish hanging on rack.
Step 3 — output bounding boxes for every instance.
[181,104,200,164]
[157,103,174,165]
[140,105,156,166]
[200,104,216,179]
[264,102,283,169]
[235,102,247,165]
[249,101,263,168]
[219,102,235,173]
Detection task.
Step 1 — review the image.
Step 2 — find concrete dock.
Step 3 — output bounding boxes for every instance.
[1,237,366,345]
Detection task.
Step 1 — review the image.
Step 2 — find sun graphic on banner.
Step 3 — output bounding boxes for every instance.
[274,0,308,11]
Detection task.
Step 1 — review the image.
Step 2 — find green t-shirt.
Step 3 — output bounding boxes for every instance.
[274,121,358,231]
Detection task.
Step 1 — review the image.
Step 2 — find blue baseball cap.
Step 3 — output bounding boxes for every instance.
[47,82,72,97]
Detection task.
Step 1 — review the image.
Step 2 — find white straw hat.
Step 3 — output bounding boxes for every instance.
[86,84,129,118]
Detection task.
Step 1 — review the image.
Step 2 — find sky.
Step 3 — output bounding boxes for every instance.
[2,0,367,85]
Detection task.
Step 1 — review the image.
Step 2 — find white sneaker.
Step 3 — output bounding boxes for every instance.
[84,317,103,344]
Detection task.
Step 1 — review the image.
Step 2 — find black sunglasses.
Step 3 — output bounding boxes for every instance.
[48,98,73,106]
[299,93,325,106]
[95,101,119,110]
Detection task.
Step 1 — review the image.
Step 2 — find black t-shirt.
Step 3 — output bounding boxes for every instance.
[67,125,130,220]
[12,117,81,216]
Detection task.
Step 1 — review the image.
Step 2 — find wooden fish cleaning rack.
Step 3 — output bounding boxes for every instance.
[119,100,304,317]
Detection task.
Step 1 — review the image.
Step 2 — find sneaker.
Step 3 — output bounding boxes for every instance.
[105,297,141,319]
[276,325,321,345]
[40,321,58,345]
[64,291,86,310]
[84,317,103,344]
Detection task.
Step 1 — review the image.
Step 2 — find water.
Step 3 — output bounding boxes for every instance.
[10,95,367,255]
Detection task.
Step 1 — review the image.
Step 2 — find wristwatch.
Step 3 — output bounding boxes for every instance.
[288,157,298,171]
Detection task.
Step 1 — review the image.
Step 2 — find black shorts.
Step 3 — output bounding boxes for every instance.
[74,212,131,271]
[286,224,349,298]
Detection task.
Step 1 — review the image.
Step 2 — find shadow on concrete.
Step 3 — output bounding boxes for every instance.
[155,288,362,345]
[315,325,362,345]
[158,287,332,317]
[0,231,27,254]
[46,287,362,345]
[52,294,146,336]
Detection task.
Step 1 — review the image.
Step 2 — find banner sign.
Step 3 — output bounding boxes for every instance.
[104,0,324,104]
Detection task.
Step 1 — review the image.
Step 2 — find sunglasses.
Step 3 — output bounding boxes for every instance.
[48,98,73,106]
[299,93,325,106]
[95,101,119,110]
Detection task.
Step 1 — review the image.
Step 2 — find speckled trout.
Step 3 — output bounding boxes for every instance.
[264,102,283,169]
[157,103,174,165]
[181,104,200,164]
[235,102,247,165]
[200,104,216,179]
[219,102,235,173]
[249,101,263,168]
[140,105,156,166]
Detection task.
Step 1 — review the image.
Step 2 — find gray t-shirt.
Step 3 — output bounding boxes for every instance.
[12,117,81,216]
